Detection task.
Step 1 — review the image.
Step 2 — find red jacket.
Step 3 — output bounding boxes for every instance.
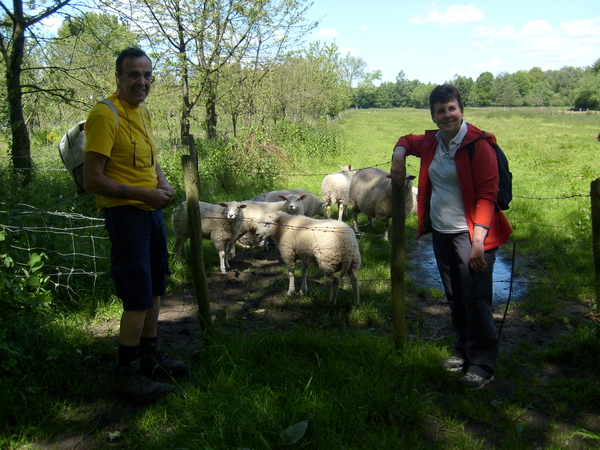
[395,123,512,250]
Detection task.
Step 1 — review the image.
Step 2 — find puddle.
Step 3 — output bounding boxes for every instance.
[406,234,527,305]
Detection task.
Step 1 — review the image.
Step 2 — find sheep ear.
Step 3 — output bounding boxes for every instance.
[239,204,247,209]
[218,202,227,207]
[408,175,416,180]
[298,194,307,200]
[278,195,288,201]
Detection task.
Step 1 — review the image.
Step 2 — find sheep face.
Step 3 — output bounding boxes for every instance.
[277,194,306,214]
[255,212,278,243]
[218,201,247,221]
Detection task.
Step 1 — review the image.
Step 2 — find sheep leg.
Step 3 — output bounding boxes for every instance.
[337,203,344,221]
[286,265,297,295]
[326,204,332,219]
[173,234,188,263]
[329,275,340,304]
[217,249,228,275]
[352,211,360,232]
[349,269,360,306]
[299,262,309,296]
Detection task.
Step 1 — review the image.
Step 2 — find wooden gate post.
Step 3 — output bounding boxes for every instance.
[591,178,600,336]
[182,154,213,333]
[391,180,407,350]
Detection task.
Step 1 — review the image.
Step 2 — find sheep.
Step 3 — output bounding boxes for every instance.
[171,201,247,275]
[320,165,355,221]
[234,200,289,251]
[410,186,418,215]
[255,211,361,305]
[252,188,325,217]
[348,167,415,240]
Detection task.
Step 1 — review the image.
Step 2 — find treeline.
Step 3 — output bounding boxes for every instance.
[2,0,600,183]
[353,64,600,110]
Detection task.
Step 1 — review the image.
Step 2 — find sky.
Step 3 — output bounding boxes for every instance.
[303,0,600,84]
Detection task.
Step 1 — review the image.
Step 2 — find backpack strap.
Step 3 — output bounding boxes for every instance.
[466,131,486,160]
[98,98,120,128]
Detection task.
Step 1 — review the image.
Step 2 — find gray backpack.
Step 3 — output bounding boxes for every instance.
[58,98,119,195]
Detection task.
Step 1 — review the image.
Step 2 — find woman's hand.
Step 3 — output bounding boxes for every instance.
[470,225,489,272]
[469,241,486,272]
[390,146,407,185]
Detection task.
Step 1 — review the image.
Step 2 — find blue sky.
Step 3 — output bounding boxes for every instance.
[304,0,600,84]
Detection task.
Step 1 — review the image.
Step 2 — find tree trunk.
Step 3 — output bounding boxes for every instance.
[7,21,32,185]
[205,76,218,140]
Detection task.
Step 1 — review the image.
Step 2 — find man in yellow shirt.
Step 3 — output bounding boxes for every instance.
[84,47,186,402]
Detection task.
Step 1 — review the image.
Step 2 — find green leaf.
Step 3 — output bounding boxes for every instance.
[280,420,308,445]
[27,253,44,272]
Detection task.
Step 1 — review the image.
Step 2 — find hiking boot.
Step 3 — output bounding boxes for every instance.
[442,356,465,373]
[459,372,494,390]
[139,338,188,378]
[114,361,171,402]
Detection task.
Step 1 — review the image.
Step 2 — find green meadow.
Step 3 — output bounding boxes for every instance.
[2,107,600,449]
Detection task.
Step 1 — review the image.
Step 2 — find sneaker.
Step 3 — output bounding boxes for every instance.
[442,356,465,373]
[114,361,171,402]
[140,338,188,377]
[459,372,495,390]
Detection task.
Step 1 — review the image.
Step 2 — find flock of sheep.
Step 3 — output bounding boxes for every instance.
[171,165,416,306]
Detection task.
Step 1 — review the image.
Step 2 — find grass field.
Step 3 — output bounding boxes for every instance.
[2,107,600,449]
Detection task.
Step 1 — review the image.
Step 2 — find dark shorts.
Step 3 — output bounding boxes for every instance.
[104,206,169,311]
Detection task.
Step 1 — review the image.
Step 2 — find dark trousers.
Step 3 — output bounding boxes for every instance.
[432,230,498,378]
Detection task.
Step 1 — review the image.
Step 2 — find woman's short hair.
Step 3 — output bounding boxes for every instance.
[116,47,151,75]
[429,84,464,116]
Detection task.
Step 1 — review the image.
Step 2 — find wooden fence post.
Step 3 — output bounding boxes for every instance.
[390,180,406,350]
[591,178,600,336]
[182,153,213,333]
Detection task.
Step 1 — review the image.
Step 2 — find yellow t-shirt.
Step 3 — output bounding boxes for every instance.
[84,94,158,210]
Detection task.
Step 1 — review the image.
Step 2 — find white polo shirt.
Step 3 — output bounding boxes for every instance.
[428,121,469,233]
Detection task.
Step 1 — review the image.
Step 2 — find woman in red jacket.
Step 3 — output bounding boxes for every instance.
[390,84,512,390]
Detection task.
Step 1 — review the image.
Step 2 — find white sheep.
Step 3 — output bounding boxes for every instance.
[255,211,361,305]
[252,188,325,217]
[172,201,247,275]
[410,186,418,215]
[234,200,289,251]
[348,167,415,240]
[320,165,355,221]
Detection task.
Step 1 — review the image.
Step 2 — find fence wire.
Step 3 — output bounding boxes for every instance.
[0,165,596,306]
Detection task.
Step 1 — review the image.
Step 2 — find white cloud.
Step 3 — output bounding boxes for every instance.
[473,58,506,72]
[315,27,340,39]
[473,17,600,67]
[561,18,600,37]
[410,4,484,26]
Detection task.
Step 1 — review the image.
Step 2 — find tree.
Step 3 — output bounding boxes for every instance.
[0,0,71,184]
[572,74,600,110]
[451,75,474,105]
[354,70,381,109]
[100,0,316,140]
[340,54,366,87]
[393,71,418,107]
[409,83,433,109]
[37,12,138,127]
[491,73,523,107]
[472,71,494,106]
[374,81,399,108]
[524,81,553,107]
[545,66,585,100]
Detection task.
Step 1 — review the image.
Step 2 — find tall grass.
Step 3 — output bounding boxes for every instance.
[2,108,600,449]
